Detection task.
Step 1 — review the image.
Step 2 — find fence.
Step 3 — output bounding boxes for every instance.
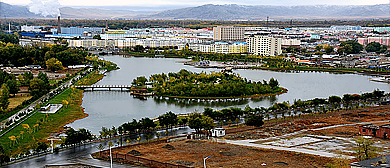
[95,137,193,168]
[100,152,190,168]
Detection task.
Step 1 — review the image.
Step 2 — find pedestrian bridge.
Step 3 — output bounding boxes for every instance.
[75,85,131,91]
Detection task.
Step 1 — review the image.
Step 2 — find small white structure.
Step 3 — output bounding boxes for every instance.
[39,104,63,114]
[211,128,225,137]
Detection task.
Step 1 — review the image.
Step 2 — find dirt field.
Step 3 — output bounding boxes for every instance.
[7,93,32,110]
[226,105,390,140]
[114,140,333,168]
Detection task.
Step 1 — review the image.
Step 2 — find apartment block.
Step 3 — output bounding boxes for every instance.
[246,35,282,56]
[213,26,245,41]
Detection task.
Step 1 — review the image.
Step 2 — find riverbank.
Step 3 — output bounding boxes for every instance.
[0,88,86,155]
[154,87,288,100]
[0,69,107,155]
[251,66,390,76]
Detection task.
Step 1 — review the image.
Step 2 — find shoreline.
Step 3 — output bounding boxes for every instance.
[154,88,288,100]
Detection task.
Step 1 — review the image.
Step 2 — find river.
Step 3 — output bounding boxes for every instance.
[67,55,390,134]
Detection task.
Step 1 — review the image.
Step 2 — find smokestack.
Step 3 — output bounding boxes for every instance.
[57,15,61,34]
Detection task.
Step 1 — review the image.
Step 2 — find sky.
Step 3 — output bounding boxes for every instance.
[3,0,389,7]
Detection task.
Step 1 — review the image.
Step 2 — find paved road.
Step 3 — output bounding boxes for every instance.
[4,127,192,168]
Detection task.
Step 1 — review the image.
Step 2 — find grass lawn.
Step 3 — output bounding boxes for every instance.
[7,94,32,110]
[0,88,86,155]
[76,71,104,85]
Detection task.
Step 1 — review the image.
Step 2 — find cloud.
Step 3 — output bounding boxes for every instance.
[28,0,61,17]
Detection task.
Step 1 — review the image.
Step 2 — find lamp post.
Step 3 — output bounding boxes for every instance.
[47,138,61,153]
[203,156,211,168]
[108,141,113,168]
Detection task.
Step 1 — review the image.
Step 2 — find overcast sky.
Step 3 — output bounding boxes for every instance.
[3,0,389,6]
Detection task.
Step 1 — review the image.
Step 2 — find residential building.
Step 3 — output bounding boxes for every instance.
[281,39,301,48]
[246,35,282,56]
[359,124,390,139]
[358,37,390,46]
[213,26,245,41]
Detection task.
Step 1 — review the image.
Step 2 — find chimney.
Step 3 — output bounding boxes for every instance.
[57,16,61,34]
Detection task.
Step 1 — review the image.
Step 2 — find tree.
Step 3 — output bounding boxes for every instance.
[338,40,363,54]
[0,33,19,44]
[365,42,387,53]
[329,95,342,104]
[38,72,50,90]
[0,84,10,112]
[62,100,69,108]
[188,113,203,134]
[269,78,279,89]
[93,35,102,40]
[0,145,10,166]
[22,72,33,86]
[29,78,45,98]
[46,57,63,72]
[354,136,382,161]
[36,142,48,155]
[324,45,334,54]
[245,115,264,127]
[5,79,19,96]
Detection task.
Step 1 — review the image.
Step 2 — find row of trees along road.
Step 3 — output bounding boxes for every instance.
[0,40,87,68]
[0,71,51,116]
[133,69,282,97]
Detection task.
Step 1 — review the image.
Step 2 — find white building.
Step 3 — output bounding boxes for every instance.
[211,128,225,137]
[246,35,282,56]
[213,26,245,41]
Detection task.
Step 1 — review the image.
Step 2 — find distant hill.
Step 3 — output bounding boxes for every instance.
[146,4,390,20]
[0,2,40,18]
[1,2,389,20]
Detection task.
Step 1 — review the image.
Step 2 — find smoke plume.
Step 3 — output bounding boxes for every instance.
[28,0,61,17]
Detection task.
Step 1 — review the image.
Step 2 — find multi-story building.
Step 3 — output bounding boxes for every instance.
[358,36,390,46]
[281,39,301,48]
[213,26,245,41]
[246,35,282,56]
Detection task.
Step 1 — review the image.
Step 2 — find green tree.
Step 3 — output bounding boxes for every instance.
[0,145,10,166]
[93,35,101,40]
[0,84,10,111]
[0,33,19,44]
[46,57,63,72]
[5,79,18,96]
[245,115,264,127]
[324,45,334,54]
[329,95,342,104]
[354,136,382,161]
[188,113,203,134]
[365,42,387,53]
[36,142,48,155]
[22,72,33,86]
[269,77,279,89]
[29,78,45,98]
[338,40,363,54]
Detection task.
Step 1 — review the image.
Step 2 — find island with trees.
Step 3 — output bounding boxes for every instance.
[131,69,286,99]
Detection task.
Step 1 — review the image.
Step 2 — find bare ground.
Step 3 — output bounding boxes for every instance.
[114,140,333,168]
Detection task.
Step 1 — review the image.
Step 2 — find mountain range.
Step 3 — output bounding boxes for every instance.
[1,2,389,20]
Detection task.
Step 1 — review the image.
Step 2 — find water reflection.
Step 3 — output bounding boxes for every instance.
[152,97,250,107]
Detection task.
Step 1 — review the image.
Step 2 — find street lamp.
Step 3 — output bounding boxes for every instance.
[203,156,211,168]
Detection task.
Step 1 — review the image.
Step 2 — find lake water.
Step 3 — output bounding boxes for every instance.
[67,55,390,134]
